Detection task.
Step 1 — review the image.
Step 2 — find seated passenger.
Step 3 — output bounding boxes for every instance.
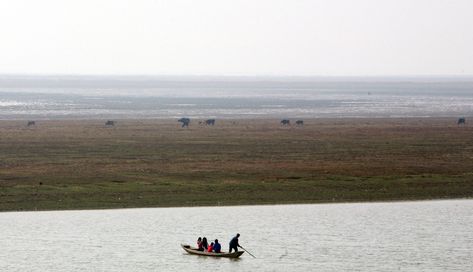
[213,239,222,253]
[197,237,204,251]
[208,242,214,252]
[201,237,209,251]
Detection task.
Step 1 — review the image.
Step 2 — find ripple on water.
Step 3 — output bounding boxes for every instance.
[0,200,472,271]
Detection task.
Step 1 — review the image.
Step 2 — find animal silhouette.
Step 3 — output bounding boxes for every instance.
[178,118,190,128]
[281,119,290,126]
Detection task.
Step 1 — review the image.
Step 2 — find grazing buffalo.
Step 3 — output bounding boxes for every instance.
[458,117,466,125]
[281,119,290,126]
[296,120,304,126]
[105,120,115,126]
[178,118,190,128]
[205,119,216,126]
[27,121,36,127]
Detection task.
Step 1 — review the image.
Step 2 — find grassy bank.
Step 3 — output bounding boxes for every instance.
[0,118,472,211]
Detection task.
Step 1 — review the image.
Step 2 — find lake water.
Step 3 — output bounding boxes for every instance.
[1,200,472,271]
[0,76,472,119]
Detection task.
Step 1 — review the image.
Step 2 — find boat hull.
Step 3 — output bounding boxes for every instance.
[181,244,244,258]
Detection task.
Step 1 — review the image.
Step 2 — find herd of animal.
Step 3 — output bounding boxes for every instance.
[177,118,304,128]
[280,119,304,126]
[23,117,469,128]
[178,118,224,127]
[26,120,117,127]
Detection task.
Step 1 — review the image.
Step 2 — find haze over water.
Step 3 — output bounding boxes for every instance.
[0,76,472,119]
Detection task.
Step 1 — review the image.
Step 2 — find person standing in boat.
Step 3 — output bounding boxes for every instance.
[213,239,221,253]
[229,233,241,253]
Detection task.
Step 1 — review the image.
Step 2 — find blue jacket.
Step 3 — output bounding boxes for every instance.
[213,242,221,252]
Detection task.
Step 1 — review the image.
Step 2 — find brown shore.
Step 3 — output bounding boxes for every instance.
[0,117,472,211]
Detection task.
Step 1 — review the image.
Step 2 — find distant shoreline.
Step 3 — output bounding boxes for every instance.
[2,197,473,214]
[0,116,470,121]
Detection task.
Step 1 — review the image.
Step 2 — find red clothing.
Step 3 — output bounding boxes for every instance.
[197,241,204,251]
[207,245,213,252]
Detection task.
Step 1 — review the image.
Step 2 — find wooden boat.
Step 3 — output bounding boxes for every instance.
[181,244,244,258]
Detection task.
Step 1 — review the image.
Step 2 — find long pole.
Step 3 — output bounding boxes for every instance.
[240,246,256,258]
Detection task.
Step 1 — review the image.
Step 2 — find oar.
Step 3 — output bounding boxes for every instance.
[240,246,256,258]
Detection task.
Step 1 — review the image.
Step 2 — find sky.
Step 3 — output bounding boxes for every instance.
[0,0,472,76]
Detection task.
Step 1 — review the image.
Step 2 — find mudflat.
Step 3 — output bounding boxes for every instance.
[0,118,472,211]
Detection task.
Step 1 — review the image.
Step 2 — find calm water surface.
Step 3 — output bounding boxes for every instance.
[1,200,472,271]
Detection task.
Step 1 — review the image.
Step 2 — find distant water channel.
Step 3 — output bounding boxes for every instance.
[1,200,472,271]
[1,76,473,119]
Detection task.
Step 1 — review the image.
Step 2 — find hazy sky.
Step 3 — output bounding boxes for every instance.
[0,0,472,76]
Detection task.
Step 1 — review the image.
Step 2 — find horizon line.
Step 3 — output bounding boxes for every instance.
[1,73,473,79]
